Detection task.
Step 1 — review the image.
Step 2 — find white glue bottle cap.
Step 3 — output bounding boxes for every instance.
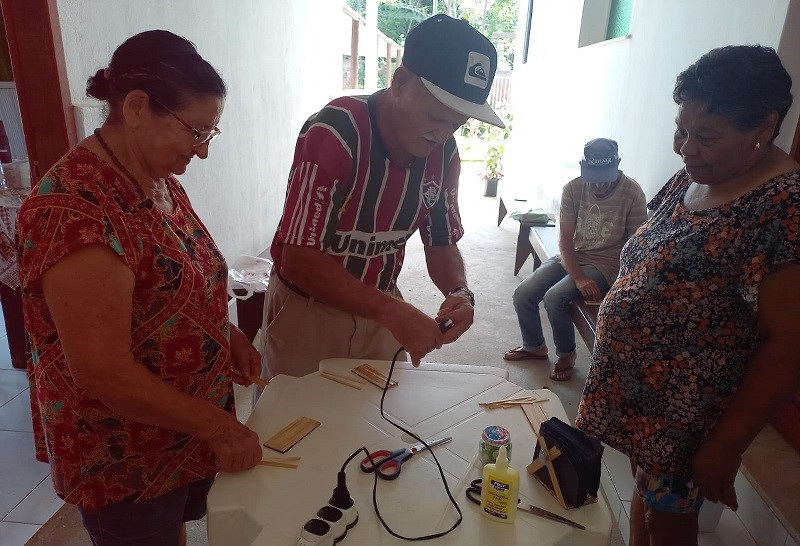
[496,445,509,471]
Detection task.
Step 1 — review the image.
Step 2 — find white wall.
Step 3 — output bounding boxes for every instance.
[507,0,799,210]
[54,0,342,261]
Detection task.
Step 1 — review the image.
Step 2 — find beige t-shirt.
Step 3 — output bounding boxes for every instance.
[558,172,647,284]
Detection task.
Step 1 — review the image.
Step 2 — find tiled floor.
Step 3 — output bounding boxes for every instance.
[0,313,65,546]
[601,446,768,546]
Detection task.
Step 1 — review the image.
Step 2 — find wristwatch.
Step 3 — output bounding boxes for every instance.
[448,286,475,307]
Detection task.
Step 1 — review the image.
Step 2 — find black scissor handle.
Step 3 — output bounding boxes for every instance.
[465,479,521,505]
[465,479,482,505]
[376,451,413,480]
[465,486,482,505]
[360,448,403,473]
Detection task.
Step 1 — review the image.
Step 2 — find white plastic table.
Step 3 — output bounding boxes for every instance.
[207,359,612,545]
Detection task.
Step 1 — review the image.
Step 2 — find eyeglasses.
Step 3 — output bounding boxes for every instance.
[150,98,221,146]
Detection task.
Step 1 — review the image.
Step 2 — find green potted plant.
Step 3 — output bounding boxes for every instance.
[483,143,504,197]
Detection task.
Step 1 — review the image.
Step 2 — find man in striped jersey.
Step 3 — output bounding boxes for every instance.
[260,15,505,379]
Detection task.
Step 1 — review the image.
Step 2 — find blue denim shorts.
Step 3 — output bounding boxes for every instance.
[635,470,704,514]
[79,476,215,546]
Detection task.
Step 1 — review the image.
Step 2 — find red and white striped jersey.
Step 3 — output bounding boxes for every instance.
[271,93,464,292]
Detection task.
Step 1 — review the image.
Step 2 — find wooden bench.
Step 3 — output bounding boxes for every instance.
[518,222,598,350]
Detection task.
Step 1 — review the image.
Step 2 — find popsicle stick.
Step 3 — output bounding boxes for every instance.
[257,461,299,469]
[320,372,362,390]
[264,416,321,453]
[479,395,550,409]
[521,403,550,435]
[249,376,270,388]
[323,370,366,384]
[361,363,390,380]
[262,456,301,462]
[352,363,398,388]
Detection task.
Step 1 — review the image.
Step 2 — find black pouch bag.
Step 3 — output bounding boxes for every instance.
[532,417,604,508]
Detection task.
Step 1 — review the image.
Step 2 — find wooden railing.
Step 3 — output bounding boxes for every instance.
[489,70,512,108]
[342,5,402,90]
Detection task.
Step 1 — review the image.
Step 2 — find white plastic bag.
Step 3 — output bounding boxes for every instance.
[227,255,272,300]
[509,208,556,225]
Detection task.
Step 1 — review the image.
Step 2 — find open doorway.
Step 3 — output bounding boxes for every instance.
[0,0,75,370]
[0,9,30,369]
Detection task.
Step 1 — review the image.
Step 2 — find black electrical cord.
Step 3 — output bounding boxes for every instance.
[338,345,463,541]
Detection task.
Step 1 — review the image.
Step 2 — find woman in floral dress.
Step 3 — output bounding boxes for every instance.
[577,45,800,545]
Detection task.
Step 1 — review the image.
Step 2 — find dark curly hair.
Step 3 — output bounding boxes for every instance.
[86,30,226,121]
[673,45,793,142]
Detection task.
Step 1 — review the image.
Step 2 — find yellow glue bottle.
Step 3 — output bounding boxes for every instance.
[480,445,519,523]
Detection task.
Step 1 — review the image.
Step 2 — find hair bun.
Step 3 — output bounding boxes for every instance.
[86,68,111,100]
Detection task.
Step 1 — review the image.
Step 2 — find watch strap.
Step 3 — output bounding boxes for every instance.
[448,286,475,306]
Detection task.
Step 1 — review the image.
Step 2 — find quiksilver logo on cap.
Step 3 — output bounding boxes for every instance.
[464,51,490,89]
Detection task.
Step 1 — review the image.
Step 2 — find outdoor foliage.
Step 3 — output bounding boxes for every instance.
[456,108,513,177]
[347,0,517,67]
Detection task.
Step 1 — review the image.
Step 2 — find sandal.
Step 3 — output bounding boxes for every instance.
[503,345,548,361]
[549,353,576,381]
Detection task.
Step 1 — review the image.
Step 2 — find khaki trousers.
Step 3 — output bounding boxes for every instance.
[259,274,406,379]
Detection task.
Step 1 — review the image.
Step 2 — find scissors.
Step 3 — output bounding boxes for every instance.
[360,437,452,480]
[465,479,586,530]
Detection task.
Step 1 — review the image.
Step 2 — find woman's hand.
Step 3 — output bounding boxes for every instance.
[204,412,262,472]
[690,439,740,510]
[229,325,262,386]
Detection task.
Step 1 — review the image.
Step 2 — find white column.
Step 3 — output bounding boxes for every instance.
[364,0,379,91]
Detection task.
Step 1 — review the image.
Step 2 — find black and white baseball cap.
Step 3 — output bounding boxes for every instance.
[403,15,504,128]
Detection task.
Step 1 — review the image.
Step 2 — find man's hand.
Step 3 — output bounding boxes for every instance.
[690,438,740,510]
[573,276,602,301]
[436,293,474,343]
[383,302,444,366]
[203,412,263,472]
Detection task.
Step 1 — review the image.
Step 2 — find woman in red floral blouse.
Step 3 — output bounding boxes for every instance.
[16,30,262,545]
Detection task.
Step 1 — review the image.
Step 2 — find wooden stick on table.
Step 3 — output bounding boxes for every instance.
[352,363,398,388]
[257,461,299,469]
[262,457,301,462]
[320,372,363,390]
[322,370,366,384]
[521,402,550,435]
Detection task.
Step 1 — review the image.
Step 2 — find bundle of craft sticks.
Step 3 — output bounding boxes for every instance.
[351,363,398,388]
[478,395,549,409]
[319,370,365,390]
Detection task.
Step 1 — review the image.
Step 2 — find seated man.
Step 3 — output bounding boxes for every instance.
[503,138,646,380]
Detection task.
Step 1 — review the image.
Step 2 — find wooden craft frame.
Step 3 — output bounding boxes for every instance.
[526,430,598,510]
